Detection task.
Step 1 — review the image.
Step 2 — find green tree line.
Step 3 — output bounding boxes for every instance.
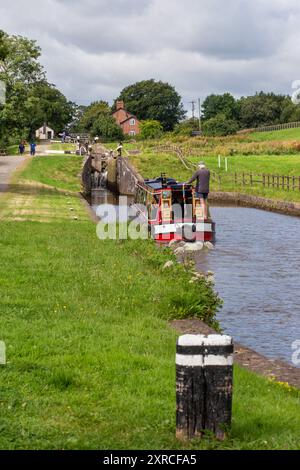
[2,29,300,144]
[0,30,74,148]
[199,92,300,137]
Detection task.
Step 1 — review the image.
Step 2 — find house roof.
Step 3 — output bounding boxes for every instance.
[119,114,139,125]
[36,126,54,132]
[112,107,139,124]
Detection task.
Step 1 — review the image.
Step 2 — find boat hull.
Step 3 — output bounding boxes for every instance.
[151,221,215,244]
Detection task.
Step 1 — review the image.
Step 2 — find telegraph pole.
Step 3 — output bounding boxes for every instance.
[189,101,196,120]
[198,98,201,132]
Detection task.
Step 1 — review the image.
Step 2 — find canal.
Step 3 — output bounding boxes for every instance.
[197,204,300,367]
[91,190,300,367]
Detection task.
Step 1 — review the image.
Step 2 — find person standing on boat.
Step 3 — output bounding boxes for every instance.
[186,162,210,219]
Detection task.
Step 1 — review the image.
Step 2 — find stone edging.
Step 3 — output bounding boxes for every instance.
[209,191,300,217]
[171,319,300,389]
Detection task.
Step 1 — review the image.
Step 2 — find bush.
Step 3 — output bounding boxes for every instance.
[140,120,163,139]
[173,118,200,136]
[91,115,124,142]
[202,113,239,137]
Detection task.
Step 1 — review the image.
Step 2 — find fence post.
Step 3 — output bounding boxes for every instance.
[0,341,6,365]
[176,334,233,441]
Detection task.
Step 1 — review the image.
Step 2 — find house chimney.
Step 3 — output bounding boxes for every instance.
[116,100,124,110]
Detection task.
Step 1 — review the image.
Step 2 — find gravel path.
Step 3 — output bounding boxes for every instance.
[0,156,28,194]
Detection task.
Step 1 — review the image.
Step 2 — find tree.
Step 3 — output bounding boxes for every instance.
[78,101,111,132]
[0,30,74,145]
[280,101,300,123]
[91,114,123,141]
[140,119,163,139]
[0,30,9,62]
[115,79,185,131]
[202,113,239,137]
[76,101,121,140]
[238,92,289,129]
[0,30,45,87]
[202,93,238,121]
[25,81,75,137]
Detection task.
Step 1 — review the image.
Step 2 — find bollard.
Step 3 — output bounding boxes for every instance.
[176,334,233,441]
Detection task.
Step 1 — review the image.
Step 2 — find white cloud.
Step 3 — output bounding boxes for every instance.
[1,0,300,111]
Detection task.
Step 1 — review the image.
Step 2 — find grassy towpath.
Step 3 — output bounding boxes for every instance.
[0,154,300,450]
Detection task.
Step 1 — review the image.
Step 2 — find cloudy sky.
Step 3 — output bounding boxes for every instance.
[1,0,300,112]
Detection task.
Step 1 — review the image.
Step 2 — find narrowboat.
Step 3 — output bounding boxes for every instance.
[134,174,215,243]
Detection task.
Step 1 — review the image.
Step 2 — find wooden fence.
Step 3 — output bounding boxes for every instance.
[152,145,300,192]
[225,172,300,191]
[251,121,300,133]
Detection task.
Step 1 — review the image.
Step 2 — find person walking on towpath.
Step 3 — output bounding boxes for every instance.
[30,142,36,156]
[186,161,210,219]
[19,142,25,156]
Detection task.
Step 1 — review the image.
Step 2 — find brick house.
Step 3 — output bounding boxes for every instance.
[112,101,140,136]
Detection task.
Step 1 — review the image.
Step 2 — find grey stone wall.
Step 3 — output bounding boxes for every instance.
[81,155,92,196]
[116,157,144,195]
[209,191,300,217]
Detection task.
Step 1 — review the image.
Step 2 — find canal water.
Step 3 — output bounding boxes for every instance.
[197,204,300,367]
[91,190,300,367]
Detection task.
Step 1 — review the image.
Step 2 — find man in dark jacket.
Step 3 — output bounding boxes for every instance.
[186,162,210,219]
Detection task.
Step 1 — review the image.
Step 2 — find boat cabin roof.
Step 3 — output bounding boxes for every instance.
[144,176,192,191]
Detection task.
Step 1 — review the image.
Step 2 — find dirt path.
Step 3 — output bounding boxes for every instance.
[0,156,28,194]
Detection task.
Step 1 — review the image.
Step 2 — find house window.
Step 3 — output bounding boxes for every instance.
[129,130,136,136]
[130,118,135,126]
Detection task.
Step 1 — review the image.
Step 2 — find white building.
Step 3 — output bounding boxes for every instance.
[35,124,55,141]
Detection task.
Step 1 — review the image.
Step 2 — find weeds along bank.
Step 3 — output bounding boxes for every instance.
[1,155,300,450]
[130,133,300,157]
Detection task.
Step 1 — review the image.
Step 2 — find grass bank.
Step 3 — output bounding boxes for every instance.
[128,148,300,203]
[1,155,300,450]
[249,127,300,141]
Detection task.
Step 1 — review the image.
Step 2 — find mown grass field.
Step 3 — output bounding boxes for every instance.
[50,143,77,152]
[1,152,300,450]
[249,127,300,142]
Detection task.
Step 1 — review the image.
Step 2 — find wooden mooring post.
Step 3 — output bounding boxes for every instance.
[176,334,233,441]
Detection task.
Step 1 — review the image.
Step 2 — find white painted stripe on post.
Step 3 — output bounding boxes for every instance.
[176,354,233,367]
[203,335,233,346]
[178,334,205,346]
[204,355,233,367]
[178,334,232,347]
[176,354,204,367]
